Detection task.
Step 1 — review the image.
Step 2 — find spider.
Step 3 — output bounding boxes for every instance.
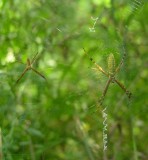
[83,48,132,105]
[16,52,46,84]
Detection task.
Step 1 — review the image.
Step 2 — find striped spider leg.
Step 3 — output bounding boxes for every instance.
[83,48,132,105]
[16,52,46,84]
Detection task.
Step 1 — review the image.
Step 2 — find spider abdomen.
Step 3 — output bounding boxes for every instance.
[108,53,116,76]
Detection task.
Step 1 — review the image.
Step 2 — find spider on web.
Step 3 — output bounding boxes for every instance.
[83,48,132,105]
[16,52,46,84]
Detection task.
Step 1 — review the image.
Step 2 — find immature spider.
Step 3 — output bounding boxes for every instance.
[83,48,132,105]
[16,52,46,84]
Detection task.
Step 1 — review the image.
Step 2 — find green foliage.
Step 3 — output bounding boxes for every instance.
[0,0,147,159]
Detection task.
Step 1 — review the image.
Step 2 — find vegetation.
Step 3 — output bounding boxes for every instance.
[0,0,147,159]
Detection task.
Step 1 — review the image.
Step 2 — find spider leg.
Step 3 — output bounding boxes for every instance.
[16,68,28,84]
[31,52,39,65]
[14,54,25,65]
[114,79,132,99]
[83,48,108,77]
[27,58,31,66]
[99,77,112,105]
[115,51,126,73]
[31,67,46,80]
[15,60,25,65]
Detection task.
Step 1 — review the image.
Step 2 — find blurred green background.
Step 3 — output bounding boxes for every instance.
[0,0,147,159]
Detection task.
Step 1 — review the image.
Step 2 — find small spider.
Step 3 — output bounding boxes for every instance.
[16,52,46,84]
[83,48,132,105]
